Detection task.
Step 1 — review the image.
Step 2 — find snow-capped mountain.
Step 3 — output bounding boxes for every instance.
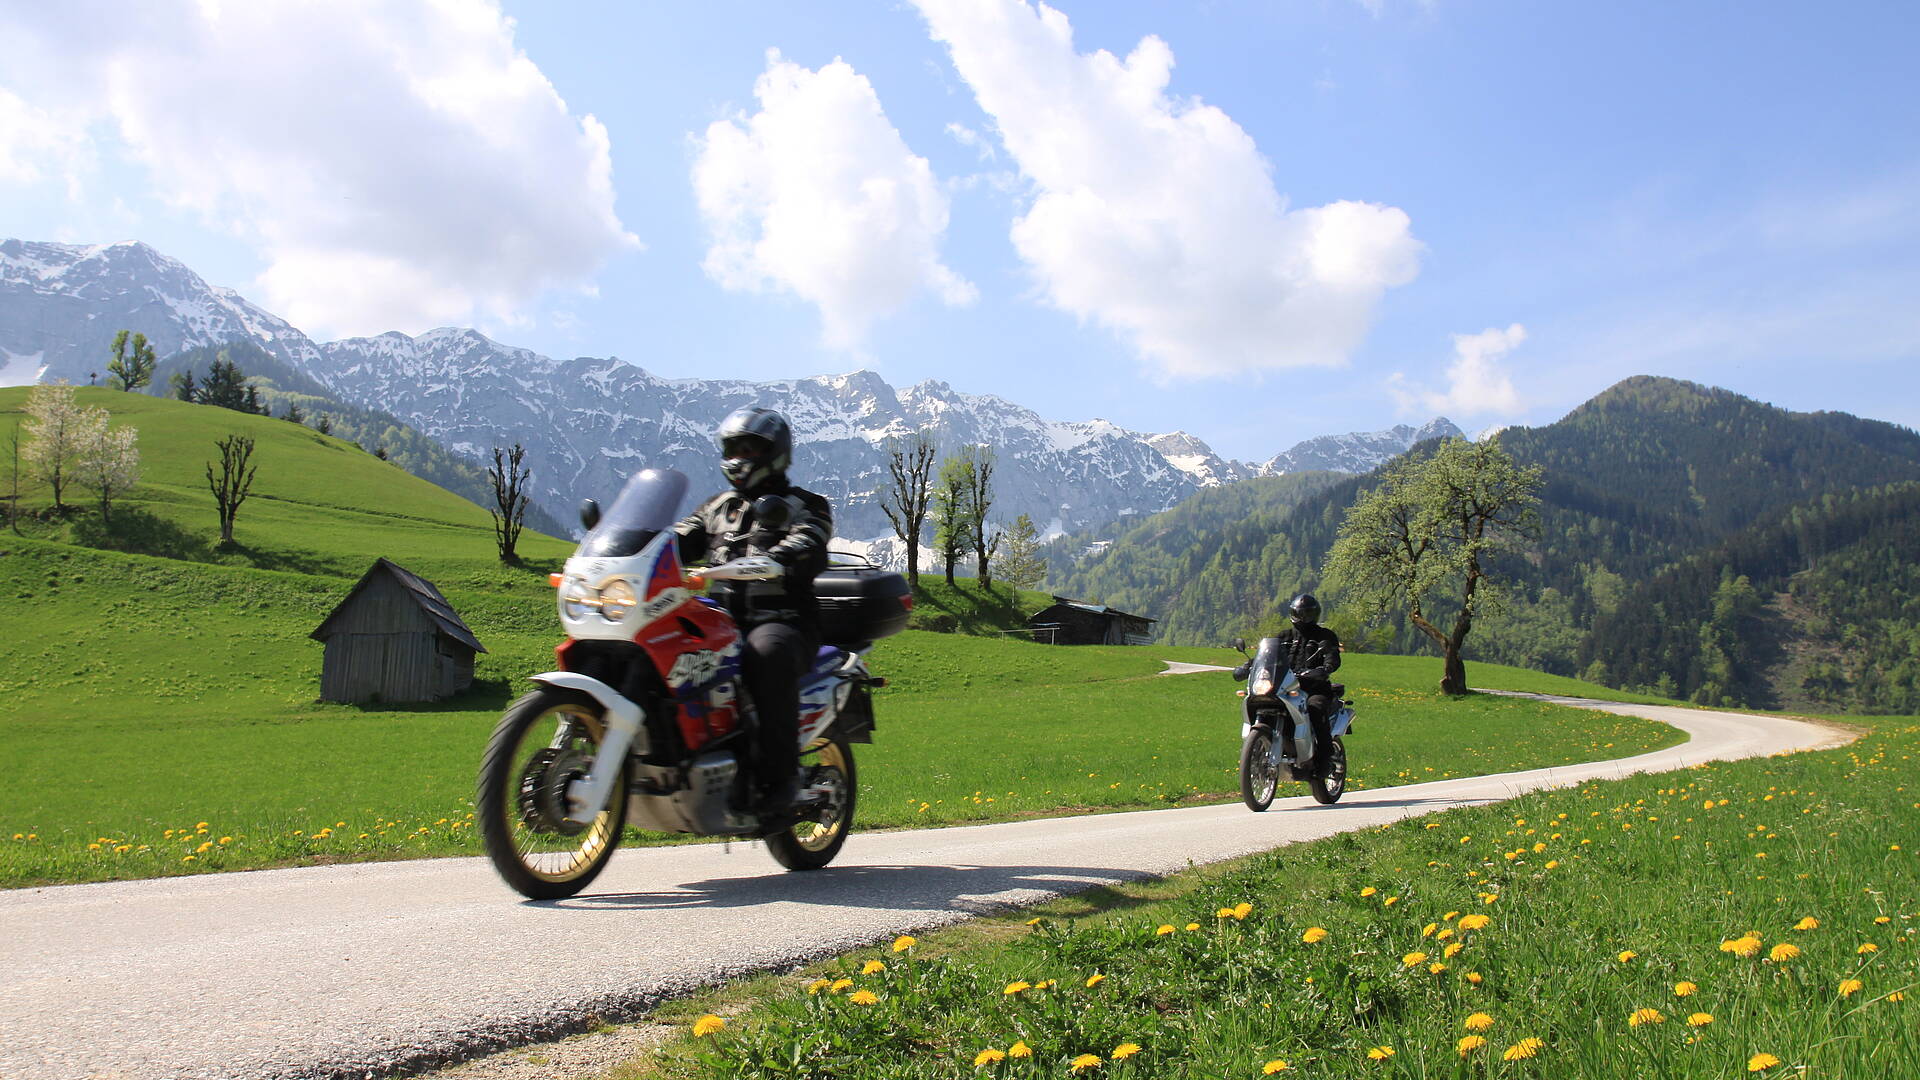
[2,238,1459,542]
[1260,418,1464,475]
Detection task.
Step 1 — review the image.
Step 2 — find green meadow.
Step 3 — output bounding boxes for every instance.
[641,714,1916,1080]
[3,388,1680,888]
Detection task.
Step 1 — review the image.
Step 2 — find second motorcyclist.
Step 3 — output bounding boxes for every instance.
[674,406,833,820]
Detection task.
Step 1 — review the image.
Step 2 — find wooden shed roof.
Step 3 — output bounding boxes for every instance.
[309,557,487,653]
[1031,596,1157,623]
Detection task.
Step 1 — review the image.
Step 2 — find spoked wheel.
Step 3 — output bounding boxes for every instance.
[1239,728,1279,812]
[767,736,856,870]
[1310,736,1347,805]
[478,687,627,899]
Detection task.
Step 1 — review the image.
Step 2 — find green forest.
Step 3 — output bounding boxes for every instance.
[1049,376,1920,713]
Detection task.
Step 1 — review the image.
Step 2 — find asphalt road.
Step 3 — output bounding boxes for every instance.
[0,694,1847,1080]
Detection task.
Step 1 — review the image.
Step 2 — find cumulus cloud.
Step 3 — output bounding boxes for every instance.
[912,0,1421,378]
[1389,323,1527,417]
[693,50,976,350]
[0,0,636,338]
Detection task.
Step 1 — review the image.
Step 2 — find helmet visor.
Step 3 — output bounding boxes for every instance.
[721,435,771,461]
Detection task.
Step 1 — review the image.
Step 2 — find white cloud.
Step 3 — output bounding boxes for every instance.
[1390,323,1527,417]
[0,88,92,195]
[912,0,1421,378]
[693,50,976,350]
[0,0,636,338]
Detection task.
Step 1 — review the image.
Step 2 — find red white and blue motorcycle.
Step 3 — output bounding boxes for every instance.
[477,468,910,899]
[1230,636,1354,811]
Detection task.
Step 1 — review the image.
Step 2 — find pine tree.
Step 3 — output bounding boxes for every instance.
[997,513,1047,590]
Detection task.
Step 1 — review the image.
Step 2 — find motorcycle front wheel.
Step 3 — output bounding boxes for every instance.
[1310,736,1347,805]
[767,736,857,870]
[478,686,628,900]
[1239,728,1279,812]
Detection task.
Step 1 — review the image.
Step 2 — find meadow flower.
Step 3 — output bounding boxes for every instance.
[1838,978,1864,998]
[1422,923,1438,938]
[1721,936,1763,958]
[1008,1041,1032,1058]
[892,935,916,952]
[1068,1053,1102,1072]
[1360,886,1378,897]
[1457,1035,1487,1056]
[1618,950,1638,963]
[1402,952,1429,967]
[1887,991,1906,1002]
[1503,1037,1544,1061]
[1674,981,1698,997]
[1767,943,1801,962]
[1004,981,1032,995]
[1384,896,1400,906]
[1545,859,1561,869]
[1026,917,1044,925]
[1444,910,1460,921]
[1875,915,1892,925]
[1794,917,1820,931]
[1429,962,1447,974]
[974,1048,1006,1066]
[848,989,878,1005]
[1262,1060,1291,1074]
[829,978,853,994]
[807,978,831,994]
[1233,902,1253,918]
[1686,1013,1714,1027]
[1086,973,1107,987]
[1459,914,1492,931]
[1747,1052,1781,1072]
[861,960,885,975]
[691,1015,725,1037]
[1111,1043,1141,1060]
[1156,925,1176,936]
[1465,972,1484,984]
[1464,1012,1495,1031]
[1366,1046,1395,1061]
[1185,922,1200,931]
[1629,1008,1665,1027]
[1857,943,1879,954]
[1443,942,1464,958]
[1302,927,1329,943]
[1437,928,1455,940]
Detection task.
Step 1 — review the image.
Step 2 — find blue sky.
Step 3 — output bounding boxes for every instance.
[2,1,1915,460]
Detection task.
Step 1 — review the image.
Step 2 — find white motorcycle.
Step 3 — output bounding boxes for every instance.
[1230,636,1354,810]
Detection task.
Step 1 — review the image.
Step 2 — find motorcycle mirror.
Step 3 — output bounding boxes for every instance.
[752,494,791,531]
[1230,637,1246,654]
[579,498,601,531]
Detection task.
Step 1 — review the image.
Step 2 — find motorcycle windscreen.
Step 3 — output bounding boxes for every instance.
[579,468,690,558]
[1249,636,1285,693]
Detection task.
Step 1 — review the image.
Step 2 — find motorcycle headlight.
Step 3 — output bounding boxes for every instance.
[1251,675,1275,696]
[598,578,637,621]
[561,577,594,620]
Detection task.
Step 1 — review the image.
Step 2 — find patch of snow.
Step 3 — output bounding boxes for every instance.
[0,349,48,387]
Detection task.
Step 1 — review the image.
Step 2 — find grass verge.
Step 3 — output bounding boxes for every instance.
[624,715,1915,1080]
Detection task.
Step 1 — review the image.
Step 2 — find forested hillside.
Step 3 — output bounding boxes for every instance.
[1055,377,1920,711]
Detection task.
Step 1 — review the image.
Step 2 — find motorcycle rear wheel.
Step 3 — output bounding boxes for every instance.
[1310,736,1347,805]
[1239,729,1279,812]
[478,687,628,900]
[767,736,856,870]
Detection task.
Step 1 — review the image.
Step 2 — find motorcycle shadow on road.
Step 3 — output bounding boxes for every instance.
[538,862,1157,916]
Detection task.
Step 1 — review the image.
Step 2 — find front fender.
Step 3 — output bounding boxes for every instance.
[529,670,647,823]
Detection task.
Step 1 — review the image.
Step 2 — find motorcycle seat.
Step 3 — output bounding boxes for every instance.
[809,645,850,677]
[1329,683,1346,698]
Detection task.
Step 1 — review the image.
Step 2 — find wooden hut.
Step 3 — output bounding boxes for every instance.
[1026,596,1156,646]
[311,558,486,703]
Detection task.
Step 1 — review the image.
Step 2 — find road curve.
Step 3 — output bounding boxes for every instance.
[0,696,1848,1080]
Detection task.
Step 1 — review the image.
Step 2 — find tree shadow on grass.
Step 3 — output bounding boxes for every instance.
[68,506,213,562]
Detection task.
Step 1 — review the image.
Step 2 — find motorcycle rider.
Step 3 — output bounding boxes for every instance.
[1236,594,1342,764]
[674,407,833,820]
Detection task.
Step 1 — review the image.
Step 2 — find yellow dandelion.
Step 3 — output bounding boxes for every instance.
[974,1048,1007,1067]
[1026,917,1044,926]
[1366,1046,1395,1061]
[848,989,878,1005]
[861,959,886,975]
[1034,980,1055,990]
[1503,1037,1544,1061]
[1875,915,1893,925]
[1185,922,1200,931]
[1768,943,1801,962]
[1686,1012,1714,1027]
[1437,928,1455,941]
[1008,1041,1032,1058]
[1459,914,1492,931]
[1429,962,1447,974]
[1838,978,1864,998]
[1629,1008,1665,1027]
[1155,924,1175,936]
[1858,943,1880,954]
[1443,942,1464,958]
[1360,886,1378,897]
[1794,916,1820,931]
[1384,896,1400,906]
[1747,1052,1781,1072]
[829,978,853,993]
[1721,936,1763,958]
[806,978,831,995]
[1545,859,1561,869]
[1618,950,1638,963]
[1464,1012,1495,1031]
[1422,922,1438,938]
[1217,907,1237,919]
[1887,991,1906,1002]
[1444,910,1461,921]
[1674,981,1698,997]
[891,935,916,952]
[1302,926,1329,943]
[1233,902,1253,918]
[1068,1052,1102,1072]
[1111,1043,1141,1060]
[1402,951,1429,967]
[1262,1060,1292,1074]
[1004,981,1032,995]
[1465,971,1484,985]
[1457,1035,1487,1056]
[691,1014,725,1037]
[1086,973,1107,987]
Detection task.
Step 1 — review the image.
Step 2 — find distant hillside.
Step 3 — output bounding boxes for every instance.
[150,342,567,538]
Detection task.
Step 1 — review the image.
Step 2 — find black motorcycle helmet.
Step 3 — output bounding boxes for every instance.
[716,406,793,494]
[1288,593,1322,628]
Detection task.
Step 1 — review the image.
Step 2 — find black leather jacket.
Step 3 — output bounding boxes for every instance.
[673,480,832,628]
[1276,623,1342,687]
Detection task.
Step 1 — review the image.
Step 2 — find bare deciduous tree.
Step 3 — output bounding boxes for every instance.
[880,431,936,585]
[207,434,258,545]
[488,443,531,563]
[963,445,997,587]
